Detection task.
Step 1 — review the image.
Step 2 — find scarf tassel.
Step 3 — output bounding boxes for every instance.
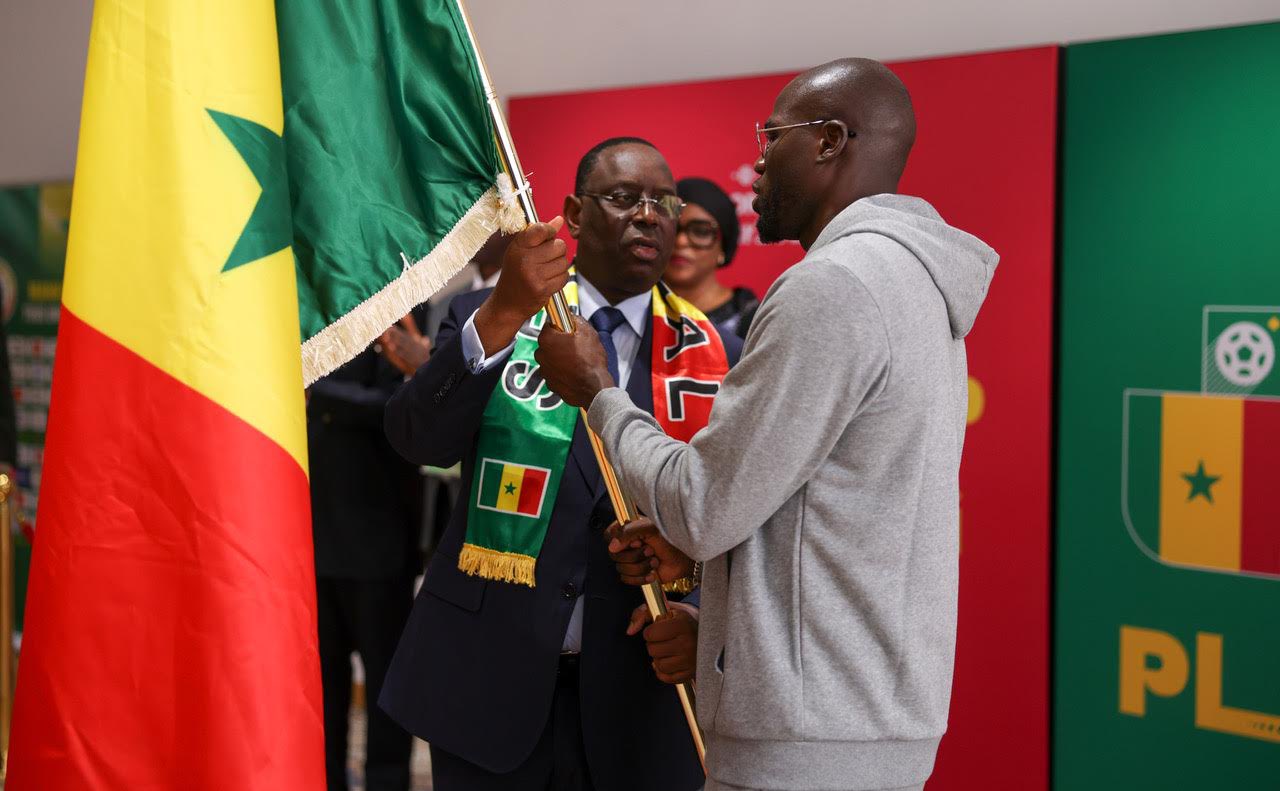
[458,543,537,587]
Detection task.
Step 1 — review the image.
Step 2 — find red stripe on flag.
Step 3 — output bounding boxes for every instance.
[518,467,547,516]
[1242,398,1280,575]
[8,309,323,789]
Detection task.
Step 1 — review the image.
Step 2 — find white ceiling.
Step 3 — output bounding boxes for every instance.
[465,0,1280,98]
[1,0,1278,184]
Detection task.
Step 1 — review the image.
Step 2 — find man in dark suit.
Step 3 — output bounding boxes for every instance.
[380,138,741,791]
[308,344,424,791]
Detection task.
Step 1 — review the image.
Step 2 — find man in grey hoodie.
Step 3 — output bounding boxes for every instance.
[535,58,998,791]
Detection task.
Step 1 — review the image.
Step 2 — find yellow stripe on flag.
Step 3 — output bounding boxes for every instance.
[497,464,524,513]
[1160,394,1242,570]
[60,0,306,469]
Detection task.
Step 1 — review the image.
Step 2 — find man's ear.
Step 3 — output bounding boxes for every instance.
[564,194,584,239]
[816,120,850,163]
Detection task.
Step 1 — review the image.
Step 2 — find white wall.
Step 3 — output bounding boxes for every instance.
[0,0,93,186]
[467,0,1280,96]
[2,0,1278,185]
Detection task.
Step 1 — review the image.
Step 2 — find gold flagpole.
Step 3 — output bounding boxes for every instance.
[0,473,14,780]
[454,0,707,771]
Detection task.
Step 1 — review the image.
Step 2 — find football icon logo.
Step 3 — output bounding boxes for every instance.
[1214,321,1274,387]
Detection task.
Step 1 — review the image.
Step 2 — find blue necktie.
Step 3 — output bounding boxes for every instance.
[588,306,626,386]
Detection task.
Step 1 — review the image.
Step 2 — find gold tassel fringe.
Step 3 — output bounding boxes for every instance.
[458,543,537,587]
[300,175,529,386]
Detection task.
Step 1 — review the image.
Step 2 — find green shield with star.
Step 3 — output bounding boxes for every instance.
[1123,390,1280,580]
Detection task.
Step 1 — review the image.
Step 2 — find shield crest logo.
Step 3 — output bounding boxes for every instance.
[1122,389,1280,580]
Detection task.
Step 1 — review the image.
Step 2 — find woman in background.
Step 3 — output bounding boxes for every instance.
[665,177,760,339]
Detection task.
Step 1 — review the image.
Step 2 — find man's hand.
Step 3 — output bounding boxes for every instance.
[473,218,569,356]
[627,602,698,685]
[534,314,615,408]
[604,517,694,585]
[379,315,431,376]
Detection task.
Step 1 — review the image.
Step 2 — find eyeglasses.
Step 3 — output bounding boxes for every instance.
[755,119,830,159]
[578,191,684,220]
[677,219,720,249]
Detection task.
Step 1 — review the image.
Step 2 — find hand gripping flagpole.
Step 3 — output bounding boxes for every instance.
[454,0,706,772]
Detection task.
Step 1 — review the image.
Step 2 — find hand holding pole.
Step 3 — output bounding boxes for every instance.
[453,0,706,771]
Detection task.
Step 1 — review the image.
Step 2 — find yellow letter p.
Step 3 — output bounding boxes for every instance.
[1119,626,1189,716]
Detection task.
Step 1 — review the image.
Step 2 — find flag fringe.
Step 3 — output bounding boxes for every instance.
[300,173,528,385]
[458,543,537,587]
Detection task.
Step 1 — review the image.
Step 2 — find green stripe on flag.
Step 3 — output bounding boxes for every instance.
[1125,392,1162,557]
[478,460,505,509]
[277,0,524,384]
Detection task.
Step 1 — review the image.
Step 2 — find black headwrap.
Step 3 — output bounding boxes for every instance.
[676,177,740,266]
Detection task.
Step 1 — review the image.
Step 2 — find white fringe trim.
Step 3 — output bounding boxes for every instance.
[494,172,528,234]
[301,175,529,386]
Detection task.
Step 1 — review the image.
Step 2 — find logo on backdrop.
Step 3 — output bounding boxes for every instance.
[1119,625,1280,744]
[1204,308,1279,392]
[725,163,799,250]
[1121,306,1280,583]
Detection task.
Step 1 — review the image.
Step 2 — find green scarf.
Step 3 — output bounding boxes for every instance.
[460,278,729,586]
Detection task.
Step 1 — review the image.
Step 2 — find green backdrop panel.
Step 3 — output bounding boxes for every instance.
[1056,22,1280,789]
[0,183,70,632]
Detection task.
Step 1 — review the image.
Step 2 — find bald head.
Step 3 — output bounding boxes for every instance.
[752,58,916,249]
[785,58,916,187]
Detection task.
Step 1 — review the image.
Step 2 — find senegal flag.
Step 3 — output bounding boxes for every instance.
[1123,390,1280,578]
[477,459,553,518]
[280,0,524,383]
[8,2,322,787]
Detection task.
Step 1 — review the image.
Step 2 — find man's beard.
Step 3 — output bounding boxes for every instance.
[754,184,787,244]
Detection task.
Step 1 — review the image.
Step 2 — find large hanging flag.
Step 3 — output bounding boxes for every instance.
[8,2,324,788]
[279,0,524,384]
[1123,390,1280,578]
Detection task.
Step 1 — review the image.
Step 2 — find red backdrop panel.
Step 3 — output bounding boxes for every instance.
[509,46,1057,790]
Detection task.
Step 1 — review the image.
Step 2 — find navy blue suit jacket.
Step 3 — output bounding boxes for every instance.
[380,289,737,790]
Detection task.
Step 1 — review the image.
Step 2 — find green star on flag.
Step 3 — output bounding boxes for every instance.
[1182,460,1221,503]
[207,109,291,273]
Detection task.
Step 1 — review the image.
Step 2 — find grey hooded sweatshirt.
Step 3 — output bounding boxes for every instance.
[587,194,998,791]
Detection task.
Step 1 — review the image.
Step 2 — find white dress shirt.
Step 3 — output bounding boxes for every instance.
[470,268,501,292]
[459,276,651,651]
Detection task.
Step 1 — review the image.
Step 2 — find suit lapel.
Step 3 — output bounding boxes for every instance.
[568,420,602,494]
[627,313,655,416]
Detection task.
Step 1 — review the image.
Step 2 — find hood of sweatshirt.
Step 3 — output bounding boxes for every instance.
[807,194,999,339]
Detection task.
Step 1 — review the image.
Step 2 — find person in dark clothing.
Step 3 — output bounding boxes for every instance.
[379,139,735,791]
[377,236,515,570]
[308,345,423,791]
[663,177,760,339]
